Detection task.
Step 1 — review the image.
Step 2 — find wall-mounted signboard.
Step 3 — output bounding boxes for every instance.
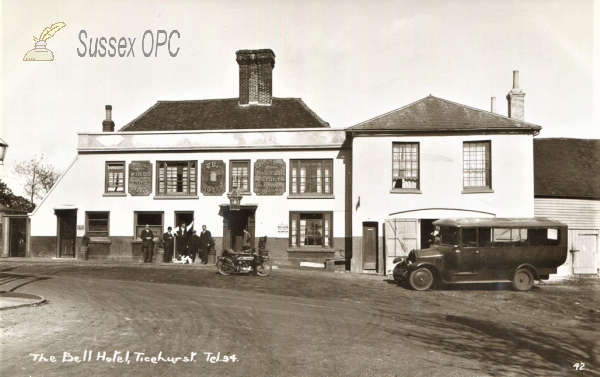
[128,161,153,196]
[201,160,226,196]
[254,159,286,196]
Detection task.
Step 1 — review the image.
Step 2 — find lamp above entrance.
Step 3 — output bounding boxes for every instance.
[227,185,243,211]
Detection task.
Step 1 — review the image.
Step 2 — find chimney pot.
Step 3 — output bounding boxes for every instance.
[491,97,496,113]
[506,70,525,120]
[102,104,115,132]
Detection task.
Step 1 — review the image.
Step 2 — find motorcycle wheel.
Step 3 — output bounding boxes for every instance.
[256,260,272,277]
[216,260,233,276]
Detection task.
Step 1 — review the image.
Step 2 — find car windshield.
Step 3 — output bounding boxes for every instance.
[439,227,458,246]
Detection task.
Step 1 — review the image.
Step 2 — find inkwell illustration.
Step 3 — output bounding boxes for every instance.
[23,22,66,61]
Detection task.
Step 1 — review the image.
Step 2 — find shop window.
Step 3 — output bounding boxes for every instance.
[392,143,419,189]
[290,160,332,195]
[230,160,250,193]
[105,162,125,193]
[463,141,491,190]
[134,212,163,240]
[157,161,197,196]
[86,212,109,237]
[290,212,332,248]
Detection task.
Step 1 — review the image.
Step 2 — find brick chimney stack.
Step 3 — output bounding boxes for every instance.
[236,49,275,106]
[506,70,525,120]
[102,105,115,132]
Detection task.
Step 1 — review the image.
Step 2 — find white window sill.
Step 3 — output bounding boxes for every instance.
[390,189,422,194]
[287,248,336,253]
[154,195,199,200]
[287,195,335,199]
[103,192,127,197]
[462,188,494,194]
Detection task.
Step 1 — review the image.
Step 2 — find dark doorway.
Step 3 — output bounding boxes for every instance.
[420,219,437,249]
[221,207,255,251]
[174,211,194,230]
[9,218,27,257]
[56,209,77,258]
[362,222,378,270]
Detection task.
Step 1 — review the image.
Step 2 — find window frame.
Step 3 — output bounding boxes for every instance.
[156,160,198,196]
[289,159,333,197]
[229,160,251,194]
[391,142,420,191]
[86,211,110,237]
[289,211,333,249]
[133,211,164,241]
[105,161,126,194]
[463,141,492,192]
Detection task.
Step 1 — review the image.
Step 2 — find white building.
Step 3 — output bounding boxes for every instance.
[347,73,541,274]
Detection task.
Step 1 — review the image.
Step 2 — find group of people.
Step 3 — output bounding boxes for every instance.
[140,220,213,264]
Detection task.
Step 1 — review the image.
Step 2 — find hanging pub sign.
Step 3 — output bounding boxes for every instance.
[254,159,286,196]
[128,160,153,196]
[201,160,225,196]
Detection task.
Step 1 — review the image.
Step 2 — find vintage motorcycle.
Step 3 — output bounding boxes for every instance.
[216,248,272,277]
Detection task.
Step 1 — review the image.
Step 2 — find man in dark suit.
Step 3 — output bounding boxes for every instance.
[199,225,212,265]
[188,230,200,263]
[162,226,175,263]
[174,220,194,259]
[141,224,154,263]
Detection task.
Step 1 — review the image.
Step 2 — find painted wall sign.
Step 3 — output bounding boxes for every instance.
[278,223,289,234]
[128,160,153,196]
[76,225,85,237]
[201,160,225,196]
[254,159,286,196]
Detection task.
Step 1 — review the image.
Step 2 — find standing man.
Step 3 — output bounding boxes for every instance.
[174,220,194,259]
[199,225,212,265]
[162,226,175,263]
[141,224,154,263]
[188,230,200,263]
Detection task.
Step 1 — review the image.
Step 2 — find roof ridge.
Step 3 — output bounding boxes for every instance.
[430,95,542,129]
[347,96,431,129]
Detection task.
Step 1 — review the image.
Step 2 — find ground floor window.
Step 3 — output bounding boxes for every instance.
[86,212,109,237]
[289,212,332,247]
[134,212,163,240]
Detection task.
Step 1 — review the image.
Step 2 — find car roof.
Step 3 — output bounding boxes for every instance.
[433,217,567,228]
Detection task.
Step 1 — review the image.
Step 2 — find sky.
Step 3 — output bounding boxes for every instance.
[1,0,598,199]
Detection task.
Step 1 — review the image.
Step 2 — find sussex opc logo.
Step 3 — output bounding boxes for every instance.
[23,22,66,61]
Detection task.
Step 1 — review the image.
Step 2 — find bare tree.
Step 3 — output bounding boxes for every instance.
[13,155,61,203]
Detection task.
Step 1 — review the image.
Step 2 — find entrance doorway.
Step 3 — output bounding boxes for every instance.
[420,219,438,248]
[174,211,194,230]
[9,217,28,257]
[56,209,77,258]
[220,206,256,251]
[362,222,378,270]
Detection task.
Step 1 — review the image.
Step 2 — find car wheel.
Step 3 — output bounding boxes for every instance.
[512,268,534,291]
[409,268,434,291]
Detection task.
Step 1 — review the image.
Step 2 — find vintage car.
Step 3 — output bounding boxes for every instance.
[393,218,568,291]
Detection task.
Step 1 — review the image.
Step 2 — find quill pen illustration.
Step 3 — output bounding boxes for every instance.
[38,22,66,41]
[24,22,66,61]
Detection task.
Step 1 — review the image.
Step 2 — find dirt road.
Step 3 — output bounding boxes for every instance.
[1,262,598,376]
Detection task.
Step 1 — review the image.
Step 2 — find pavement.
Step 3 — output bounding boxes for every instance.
[0,291,46,310]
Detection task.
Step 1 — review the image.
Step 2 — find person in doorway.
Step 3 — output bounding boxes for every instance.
[174,220,194,259]
[162,226,175,263]
[242,228,252,251]
[188,230,200,263]
[241,228,258,275]
[141,224,154,263]
[198,225,212,265]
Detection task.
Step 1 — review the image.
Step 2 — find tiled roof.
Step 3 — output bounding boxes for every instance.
[347,95,541,133]
[119,98,329,131]
[534,138,600,199]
